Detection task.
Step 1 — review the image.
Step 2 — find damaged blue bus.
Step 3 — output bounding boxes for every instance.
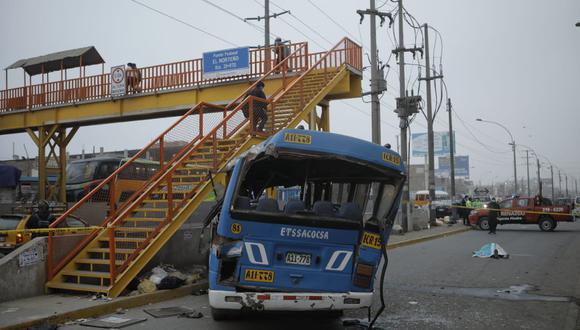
[208,129,406,320]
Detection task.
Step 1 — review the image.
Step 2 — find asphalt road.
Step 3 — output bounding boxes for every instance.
[61,221,580,330]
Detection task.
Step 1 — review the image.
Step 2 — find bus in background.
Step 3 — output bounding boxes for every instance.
[208,129,405,320]
[413,190,449,208]
[66,157,159,203]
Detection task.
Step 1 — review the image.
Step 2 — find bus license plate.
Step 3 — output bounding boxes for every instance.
[285,252,311,266]
[244,269,274,283]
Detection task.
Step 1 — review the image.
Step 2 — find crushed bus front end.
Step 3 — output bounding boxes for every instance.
[207,129,405,318]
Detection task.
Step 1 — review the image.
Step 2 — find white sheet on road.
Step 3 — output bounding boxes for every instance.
[472,243,509,258]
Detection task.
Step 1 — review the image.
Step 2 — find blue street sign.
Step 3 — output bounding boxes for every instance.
[203,47,250,79]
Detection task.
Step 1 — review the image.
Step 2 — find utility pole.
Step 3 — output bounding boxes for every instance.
[397,0,409,232]
[566,175,569,197]
[513,142,518,195]
[420,23,443,225]
[245,0,289,72]
[393,0,422,232]
[559,170,562,197]
[537,158,542,196]
[447,98,456,221]
[357,1,391,144]
[525,150,530,196]
[550,164,554,202]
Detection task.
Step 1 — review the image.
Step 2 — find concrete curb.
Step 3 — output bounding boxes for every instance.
[387,226,472,250]
[3,281,208,330]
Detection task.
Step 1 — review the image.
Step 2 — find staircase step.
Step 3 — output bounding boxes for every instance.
[46,282,109,293]
[125,217,166,222]
[62,270,111,279]
[76,258,124,266]
[88,248,136,254]
[134,208,167,213]
[100,237,147,243]
[115,227,156,232]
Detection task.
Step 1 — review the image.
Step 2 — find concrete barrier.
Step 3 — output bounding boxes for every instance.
[0,237,47,302]
[411,207,430,231]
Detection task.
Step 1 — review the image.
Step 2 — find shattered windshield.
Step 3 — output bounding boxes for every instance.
[231,153,404,226]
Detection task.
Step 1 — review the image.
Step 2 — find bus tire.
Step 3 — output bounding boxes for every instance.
[539,217,555,232]
[211,307,240,321]
[478,217,490,231]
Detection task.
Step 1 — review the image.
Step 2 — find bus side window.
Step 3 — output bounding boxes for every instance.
[96,162,116,179]
[119,164,135,180]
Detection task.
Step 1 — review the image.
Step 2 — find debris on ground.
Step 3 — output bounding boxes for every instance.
[157,276,186,290]
[473,243,509,259]
[90,293,112,302]
[143,306,195,318]
[179,310,203,318]
[80,316,146,328]
[137,279,157,294]
[149,266,169,285]
[192,288,208,296]
[129,264,207,296]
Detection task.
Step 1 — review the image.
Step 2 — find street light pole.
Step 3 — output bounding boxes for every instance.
[476,119,517,195]
[525,150,530,196]
[447,98,457,221]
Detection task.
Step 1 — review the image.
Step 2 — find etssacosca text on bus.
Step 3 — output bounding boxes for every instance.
[208,129,406,320]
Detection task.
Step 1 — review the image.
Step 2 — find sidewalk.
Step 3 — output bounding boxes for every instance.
[0,223,470,330]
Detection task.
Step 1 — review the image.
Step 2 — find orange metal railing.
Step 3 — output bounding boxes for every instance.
[0,42,313,113]
[46,38,362,284]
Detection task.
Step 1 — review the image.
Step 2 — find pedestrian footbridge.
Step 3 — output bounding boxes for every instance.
[2,38,365,296]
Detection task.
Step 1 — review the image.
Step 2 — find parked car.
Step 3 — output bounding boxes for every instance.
[0,213,89,254]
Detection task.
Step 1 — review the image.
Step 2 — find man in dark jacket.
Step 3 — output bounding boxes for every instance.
[243,81,268,131]
[487,198,500,234]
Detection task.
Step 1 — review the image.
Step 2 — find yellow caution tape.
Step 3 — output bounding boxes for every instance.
[0,226,101,236]
[449,205,574,217]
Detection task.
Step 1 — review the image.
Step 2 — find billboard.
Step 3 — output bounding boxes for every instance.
[437,155,469,177]
[203,47,250,79]
[411,131,456,157]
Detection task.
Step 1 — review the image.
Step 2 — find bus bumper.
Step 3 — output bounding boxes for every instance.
[208,289,373,311]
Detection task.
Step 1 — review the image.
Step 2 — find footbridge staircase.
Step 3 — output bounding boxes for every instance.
[45,38,362,297]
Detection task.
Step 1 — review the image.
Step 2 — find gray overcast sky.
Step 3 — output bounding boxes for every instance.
[0,0,579,187]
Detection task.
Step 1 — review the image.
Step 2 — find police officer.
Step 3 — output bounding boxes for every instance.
[487,197,500,234]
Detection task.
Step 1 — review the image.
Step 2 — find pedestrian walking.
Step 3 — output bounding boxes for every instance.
[243,81,268,131]
[487,197,500,234]
[274,37,291,73]
[126,63,142,93]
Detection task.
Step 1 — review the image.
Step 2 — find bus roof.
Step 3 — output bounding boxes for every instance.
[260,129,406,174]
[415,190,448,195]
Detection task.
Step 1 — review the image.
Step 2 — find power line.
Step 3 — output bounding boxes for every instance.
[201,0,279,38]
[306,0,361,43]
[128,0,237,47]
[270,1,334,46]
